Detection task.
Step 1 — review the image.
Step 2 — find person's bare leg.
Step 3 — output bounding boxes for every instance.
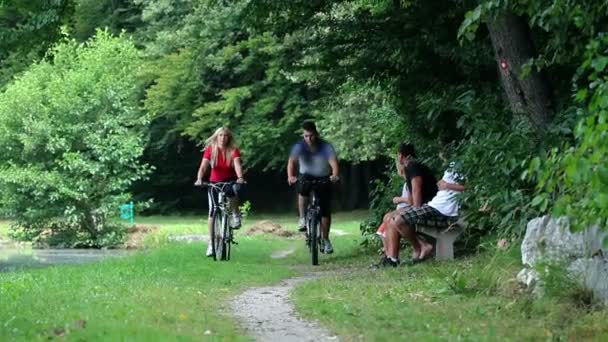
[298,194,307,218]
[321,215,330,240]
[229,197,240,216]
[417,235,433,260]
[387,214,419,260]
[208,216,213,238]
[385,221,401,260]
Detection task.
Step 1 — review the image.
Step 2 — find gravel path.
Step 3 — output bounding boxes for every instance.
[231,273,339,342]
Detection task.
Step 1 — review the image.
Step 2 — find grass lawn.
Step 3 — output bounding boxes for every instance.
[292,242,608,341]
[2,210,607,341]
[0,220,10,239]
[0,238,295,341]
[0,211,365,341]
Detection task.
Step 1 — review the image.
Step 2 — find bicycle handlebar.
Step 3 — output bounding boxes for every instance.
[195,181,234,191]
[296,177,332,186]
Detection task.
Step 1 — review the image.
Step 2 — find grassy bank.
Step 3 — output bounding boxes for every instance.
[292,243,608,341]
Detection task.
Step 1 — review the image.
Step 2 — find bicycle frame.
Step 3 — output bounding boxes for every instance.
[299,177,329,266]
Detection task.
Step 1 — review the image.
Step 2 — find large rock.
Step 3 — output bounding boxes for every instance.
[568,258,608,305]
[518,215,608,304]
[521,216,604,266]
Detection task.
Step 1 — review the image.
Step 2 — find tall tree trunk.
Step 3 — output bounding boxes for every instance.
[486,11,553,130]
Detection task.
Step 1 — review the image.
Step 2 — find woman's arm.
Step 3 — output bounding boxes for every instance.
[234,157,245,182]
[195,159,210,184]
[392,196,411,205]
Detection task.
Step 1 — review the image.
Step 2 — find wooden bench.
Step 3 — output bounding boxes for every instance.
[417,219,465,260]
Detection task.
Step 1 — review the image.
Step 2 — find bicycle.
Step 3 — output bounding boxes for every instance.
[199,182,238,261]
[297,177,331,266]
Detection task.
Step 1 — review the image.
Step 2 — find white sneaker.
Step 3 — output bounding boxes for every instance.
[231,214,241,229]
[298,217,306,232]
[323,239,334,254]
[206,243,214,257]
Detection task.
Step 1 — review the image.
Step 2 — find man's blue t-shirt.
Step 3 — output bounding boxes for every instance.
[290,139,336,177]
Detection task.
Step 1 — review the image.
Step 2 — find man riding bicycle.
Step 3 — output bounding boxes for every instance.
[287,121,339,254]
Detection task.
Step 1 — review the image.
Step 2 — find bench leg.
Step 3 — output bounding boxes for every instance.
[435,236,455,260]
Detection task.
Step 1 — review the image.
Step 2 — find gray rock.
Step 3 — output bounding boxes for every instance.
[521,216,605,267]
[568,257,608,305]
[518,216,608,304]
[516,268,540,287]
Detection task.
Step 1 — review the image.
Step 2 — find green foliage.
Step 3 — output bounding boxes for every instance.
[0,30,150,247]
[534,33,608,231]
[317,79,406,162]
[0,0,73,88]
[73,0,142,41]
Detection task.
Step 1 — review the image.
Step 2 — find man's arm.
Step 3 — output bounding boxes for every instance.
[411,176,423,207]
[287,156,298,185]
[328,156,339,182]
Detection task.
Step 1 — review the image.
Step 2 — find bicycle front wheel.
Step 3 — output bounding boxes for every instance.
[213,212,228,261]
[309,214,319,266]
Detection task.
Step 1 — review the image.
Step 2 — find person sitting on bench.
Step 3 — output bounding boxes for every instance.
[376,143,437,257]
[374,163,465,268]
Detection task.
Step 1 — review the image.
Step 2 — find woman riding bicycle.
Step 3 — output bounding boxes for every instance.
[194,127,246,257]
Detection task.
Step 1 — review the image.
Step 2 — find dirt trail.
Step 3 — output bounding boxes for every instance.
[231,272,339,342]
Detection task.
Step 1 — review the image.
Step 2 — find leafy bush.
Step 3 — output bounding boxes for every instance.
[0,30,150,247]
[533,33,608,231]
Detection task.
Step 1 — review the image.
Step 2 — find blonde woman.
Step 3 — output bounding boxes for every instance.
[194,127,245,257]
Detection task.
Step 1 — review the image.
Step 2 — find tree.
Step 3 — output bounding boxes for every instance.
[0,0,74,88]
[0,30,150,247]
[73,0,142,41]
[486,11,553,131]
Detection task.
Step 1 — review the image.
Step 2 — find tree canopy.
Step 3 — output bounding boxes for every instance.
[0,0,606,245]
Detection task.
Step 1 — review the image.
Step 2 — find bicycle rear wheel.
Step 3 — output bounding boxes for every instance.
[225,225,232,261]
[309,214,319,266]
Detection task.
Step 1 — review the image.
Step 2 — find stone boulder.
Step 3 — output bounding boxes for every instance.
[517,215,608,304]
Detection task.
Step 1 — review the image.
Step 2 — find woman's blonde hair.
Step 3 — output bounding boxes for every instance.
[205,127,237,167]
[396,157,406,177]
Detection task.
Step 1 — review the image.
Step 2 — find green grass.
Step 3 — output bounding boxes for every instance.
[0,211,366,341]
[292,243,608,341]
[0,220,10,239]
[134,209,368,235]
[0,238,295,341]
[3,211,607,341]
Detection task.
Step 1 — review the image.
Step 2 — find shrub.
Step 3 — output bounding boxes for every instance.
[0,30,150,247]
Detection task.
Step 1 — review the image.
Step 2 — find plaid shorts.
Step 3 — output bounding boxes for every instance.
[399,205,458,230]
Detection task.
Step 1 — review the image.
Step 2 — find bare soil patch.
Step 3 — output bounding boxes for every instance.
[124,224,159,249]
[244,220,296,238]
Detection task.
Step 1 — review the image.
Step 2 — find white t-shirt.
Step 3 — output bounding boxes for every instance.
[428,169,461,217]
[397,183,410,209]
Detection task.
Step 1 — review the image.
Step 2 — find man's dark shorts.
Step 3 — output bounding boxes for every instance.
[296,174,332,217]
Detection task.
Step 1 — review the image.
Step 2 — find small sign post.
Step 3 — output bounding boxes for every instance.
[120,201,134,225]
